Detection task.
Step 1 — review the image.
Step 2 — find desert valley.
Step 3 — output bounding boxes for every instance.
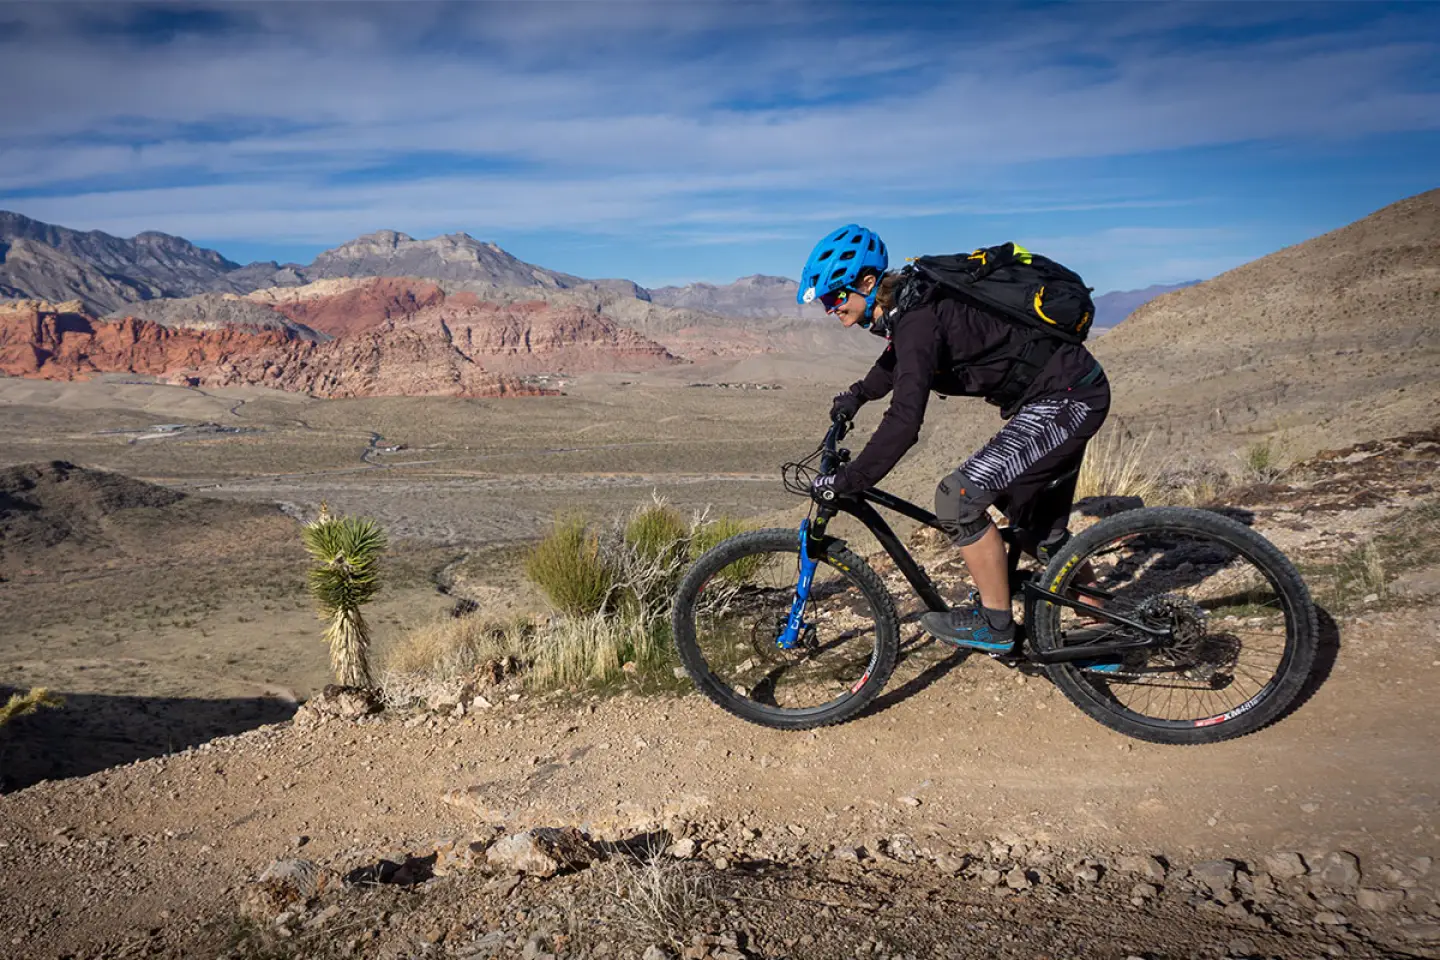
[1,189,1438,960]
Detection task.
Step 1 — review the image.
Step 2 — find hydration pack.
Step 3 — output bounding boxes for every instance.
[909,242,1095,343]
[884,244,1098,417]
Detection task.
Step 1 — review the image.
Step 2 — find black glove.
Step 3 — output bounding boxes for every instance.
[810,473,840,503]
[830,391,862,424]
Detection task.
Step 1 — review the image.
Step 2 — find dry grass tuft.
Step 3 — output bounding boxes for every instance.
[605,854,717,951]
[526,612,665,689]
[379,615,530,708]
[1076,427,1161,503]
[1324,539,1389,610]
[1237,436,1292,484]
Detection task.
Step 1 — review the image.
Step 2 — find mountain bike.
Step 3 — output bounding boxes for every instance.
[671,420,1318,744]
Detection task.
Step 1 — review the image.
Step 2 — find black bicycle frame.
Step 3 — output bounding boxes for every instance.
[804,436,1171,663]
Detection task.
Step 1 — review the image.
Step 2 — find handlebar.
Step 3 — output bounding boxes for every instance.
[819,418,850,476]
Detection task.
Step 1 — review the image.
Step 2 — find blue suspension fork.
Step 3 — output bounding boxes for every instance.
[776,518,820,650]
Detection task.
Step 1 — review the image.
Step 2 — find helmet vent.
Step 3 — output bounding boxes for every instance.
[796,223,889,305]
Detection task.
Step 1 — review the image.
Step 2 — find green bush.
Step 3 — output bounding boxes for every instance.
[690,515,768,585]
[525,514,619,616]
[626,505,688,566]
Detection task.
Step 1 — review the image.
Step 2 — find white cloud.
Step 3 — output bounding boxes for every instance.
[0,1,1436,260]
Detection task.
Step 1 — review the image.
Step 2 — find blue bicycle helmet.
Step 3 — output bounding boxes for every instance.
[797,224,889,314]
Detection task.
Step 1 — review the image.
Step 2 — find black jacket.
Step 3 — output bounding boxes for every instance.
[833,298,1104,494]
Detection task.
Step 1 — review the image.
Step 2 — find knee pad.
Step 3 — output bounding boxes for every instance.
[935,469,995,546]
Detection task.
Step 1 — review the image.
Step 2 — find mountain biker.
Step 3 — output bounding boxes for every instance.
[797,224,1109,652]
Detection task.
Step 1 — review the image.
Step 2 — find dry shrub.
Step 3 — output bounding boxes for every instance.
[1076,427,1160,503]
[525,514,619,617]
[1237,436,1292,484]
[605,854,717,951]
[380,615,530,708]
[615,500,693,623]
[527,611,666,689]
[624,502,689,569]
[527,502,753,620]
[411,500,759,698]
[384,608,670,700]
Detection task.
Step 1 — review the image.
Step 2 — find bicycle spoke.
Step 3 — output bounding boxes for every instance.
[1054,526,1295,724]
[691,549,882,714]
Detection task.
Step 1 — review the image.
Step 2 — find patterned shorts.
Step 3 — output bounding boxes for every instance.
[958,383,1110,549]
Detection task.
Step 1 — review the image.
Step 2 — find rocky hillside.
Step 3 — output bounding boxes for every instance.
[105,293,325,340]
[247,277,448,338]
[0,460,287,578]
[1090,280,1199,328]
[1092,187,1440,451]
[298,230,581,292]
[197,294,679,398]
[0,283,680,397]
[0,211,242,312]
[649,274,824,320]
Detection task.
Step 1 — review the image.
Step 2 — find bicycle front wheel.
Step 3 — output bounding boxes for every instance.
[671,528,899,730]
[1030,507,1318,744]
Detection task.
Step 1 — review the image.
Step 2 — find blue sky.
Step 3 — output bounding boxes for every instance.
[1,1,1437,292]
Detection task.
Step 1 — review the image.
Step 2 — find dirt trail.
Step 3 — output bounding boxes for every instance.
[1,603,1436,957]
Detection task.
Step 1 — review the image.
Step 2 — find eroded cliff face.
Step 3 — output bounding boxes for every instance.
[418,294,677,375]
[251,278,448,338]
[0,300,292,381]
[0,282,680,398]
[192,319,552,399]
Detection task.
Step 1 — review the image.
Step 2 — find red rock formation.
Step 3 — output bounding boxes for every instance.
[260,278,446,338]
[196,318,556,398]
[0,288,680,399]
[0,300,292,381]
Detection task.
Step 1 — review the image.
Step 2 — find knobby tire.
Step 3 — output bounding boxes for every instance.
[1030,506,1318,744]
[671,528,900,730]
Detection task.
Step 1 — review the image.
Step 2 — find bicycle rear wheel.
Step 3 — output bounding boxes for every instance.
[671,528,899,730]
[1030,507,1317,744]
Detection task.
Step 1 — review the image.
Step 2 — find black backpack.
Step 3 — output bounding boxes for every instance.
[888,243,1097,416]
[909,242,1095,343]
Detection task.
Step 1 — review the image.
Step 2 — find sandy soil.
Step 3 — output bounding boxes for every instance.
[2,375,1438,959]
[0,600,1435,957]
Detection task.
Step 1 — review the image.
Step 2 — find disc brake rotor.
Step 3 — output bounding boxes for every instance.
[1135,594,1236,681]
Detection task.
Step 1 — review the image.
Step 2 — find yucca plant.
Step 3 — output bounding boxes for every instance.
[303,504,388,688]
[0,687,63,728]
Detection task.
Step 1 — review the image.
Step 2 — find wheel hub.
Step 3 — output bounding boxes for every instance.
[753,615,815,662]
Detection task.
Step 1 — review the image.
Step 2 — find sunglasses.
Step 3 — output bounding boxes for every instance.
[819,288,853,313]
